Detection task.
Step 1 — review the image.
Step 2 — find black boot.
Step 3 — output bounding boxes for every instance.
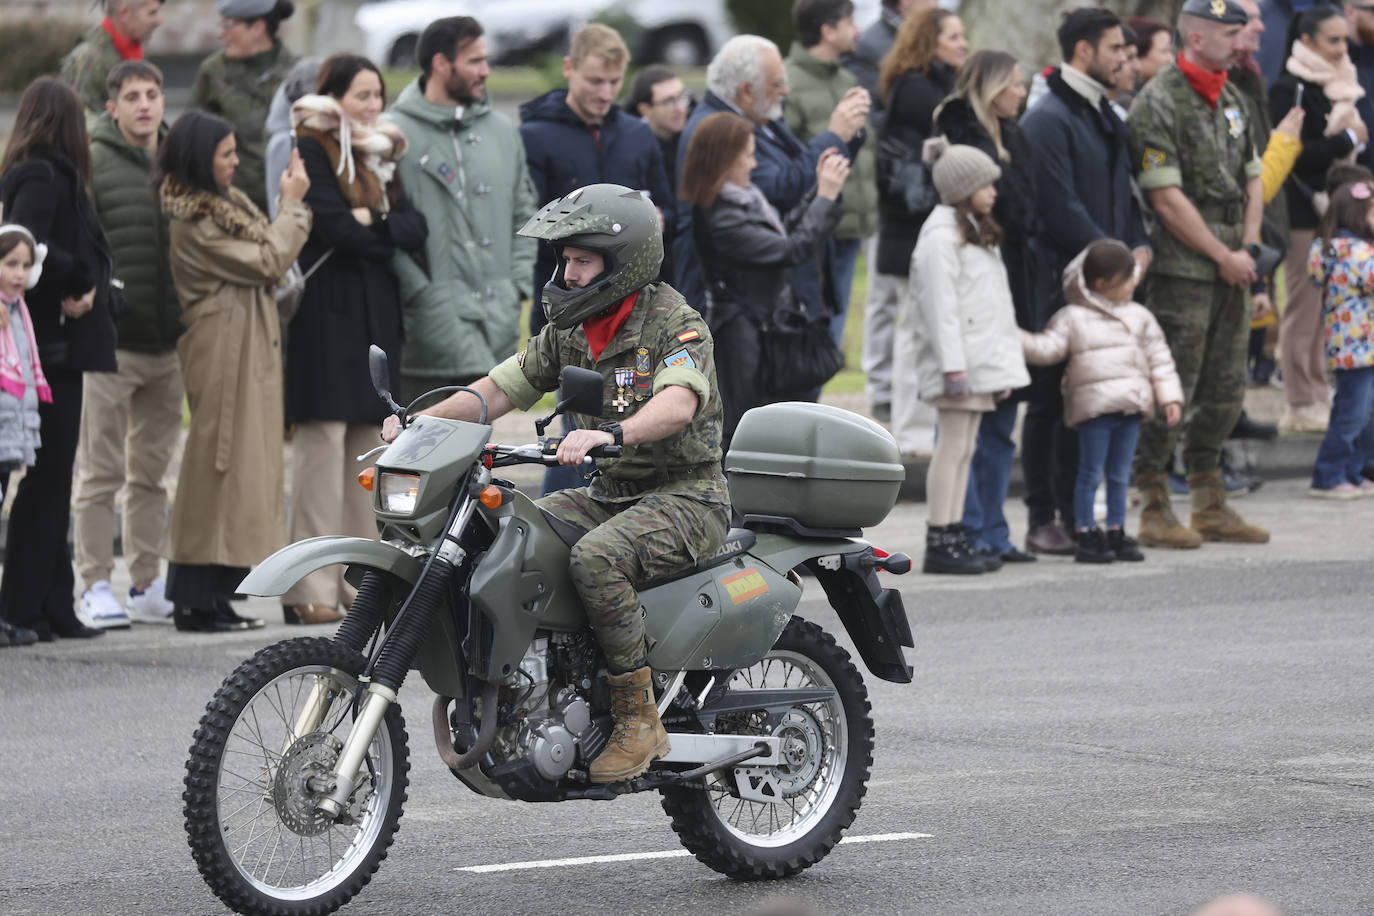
[1074,526,1115,564]
[923,524,986,575]
[951,524,1001,571]
[1106,528,1145,562]
[1228,410,1278,441]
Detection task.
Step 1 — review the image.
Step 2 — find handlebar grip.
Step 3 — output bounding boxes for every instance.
[588,445,623,459]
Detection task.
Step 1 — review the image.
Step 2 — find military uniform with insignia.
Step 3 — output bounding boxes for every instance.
[489,185,729,679]
[60,23,124,115]
[190,0,299,214]
[1126,0,1270,546]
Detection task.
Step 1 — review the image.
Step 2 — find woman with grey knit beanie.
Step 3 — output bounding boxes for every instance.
[894,141,1029,575]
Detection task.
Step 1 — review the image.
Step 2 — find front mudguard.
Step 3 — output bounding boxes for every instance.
[237,536,424,597]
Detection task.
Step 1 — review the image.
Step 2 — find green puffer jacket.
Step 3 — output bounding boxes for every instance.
[386,79,537,380]
[783,43,878,240]
[89,113,181,353]
[190,41,298,215]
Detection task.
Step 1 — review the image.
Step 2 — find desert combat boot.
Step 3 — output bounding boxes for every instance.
[589,666,671,783]
[1188,470,1270,543]
[1135,472,1203,549]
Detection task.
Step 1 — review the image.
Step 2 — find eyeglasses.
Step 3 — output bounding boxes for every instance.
[651,92,694,109]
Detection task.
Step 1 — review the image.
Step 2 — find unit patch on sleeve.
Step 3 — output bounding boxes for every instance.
[1142,148,1166,171]
[676,329,700,343]
[663,348,696,370]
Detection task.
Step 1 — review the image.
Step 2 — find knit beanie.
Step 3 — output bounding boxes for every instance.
[926,140,1002,206]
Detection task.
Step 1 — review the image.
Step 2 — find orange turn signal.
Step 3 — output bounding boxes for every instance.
[358,467,376,491]
[479,485,505,509]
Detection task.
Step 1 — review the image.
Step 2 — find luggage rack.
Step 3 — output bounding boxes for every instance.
[739,514,862,540]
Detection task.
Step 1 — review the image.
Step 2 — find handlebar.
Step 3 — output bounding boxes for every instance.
[486,440,622,468]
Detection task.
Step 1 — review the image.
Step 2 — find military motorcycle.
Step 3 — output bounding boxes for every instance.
[183,347,915,915]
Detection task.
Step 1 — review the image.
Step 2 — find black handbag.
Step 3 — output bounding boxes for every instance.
[876,131,939,219]
[757,301,844,398]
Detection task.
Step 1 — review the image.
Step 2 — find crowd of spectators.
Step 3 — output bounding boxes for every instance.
[2,0,1374,646]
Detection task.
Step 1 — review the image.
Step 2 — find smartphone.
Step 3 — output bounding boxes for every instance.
[1295,83,1305,109]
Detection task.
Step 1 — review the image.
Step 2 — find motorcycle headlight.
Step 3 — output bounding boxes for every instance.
[378,472,421,515]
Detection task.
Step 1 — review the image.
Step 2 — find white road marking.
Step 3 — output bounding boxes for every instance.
[454,832,933,874]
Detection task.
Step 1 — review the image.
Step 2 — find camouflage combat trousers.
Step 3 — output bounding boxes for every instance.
[1133,274,1249,476]
[536,487,731,673]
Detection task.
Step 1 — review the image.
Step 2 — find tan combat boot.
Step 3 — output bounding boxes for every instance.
[1135,472,1203,549]
[1188,470,1270,543]
[589,667,671,784]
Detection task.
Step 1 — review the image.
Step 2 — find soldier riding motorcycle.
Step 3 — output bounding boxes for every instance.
[182,184,916,915]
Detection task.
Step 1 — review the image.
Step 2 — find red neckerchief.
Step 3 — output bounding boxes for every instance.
[102,16,144,61]
[583,291,639,361]
[1177,51,1226,109]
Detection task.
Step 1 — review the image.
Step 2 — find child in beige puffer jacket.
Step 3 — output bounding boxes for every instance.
[1021,239,1183,564]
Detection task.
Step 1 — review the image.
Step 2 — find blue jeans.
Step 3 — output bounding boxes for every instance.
[1312,366,1374,489]
[1074,412,1141,530]
[960,400,1019,553]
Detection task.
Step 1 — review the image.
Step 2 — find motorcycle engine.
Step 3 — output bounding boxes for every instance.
[488,635,600,783]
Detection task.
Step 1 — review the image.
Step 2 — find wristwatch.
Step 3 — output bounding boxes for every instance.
[597,421,624,446]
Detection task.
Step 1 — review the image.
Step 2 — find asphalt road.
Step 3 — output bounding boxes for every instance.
[2,479,1372,916]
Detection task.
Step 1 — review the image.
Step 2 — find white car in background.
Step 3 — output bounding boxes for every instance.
[356,0,735,70]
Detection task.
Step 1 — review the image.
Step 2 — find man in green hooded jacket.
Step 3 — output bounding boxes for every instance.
[386,16,538,404]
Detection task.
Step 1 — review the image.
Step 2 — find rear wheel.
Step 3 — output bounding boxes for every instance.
[660,617,874,879]
[183,637,409,915]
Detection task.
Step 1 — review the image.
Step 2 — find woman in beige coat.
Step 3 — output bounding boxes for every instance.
[1021,240,1183,565]
[157,111,311,632]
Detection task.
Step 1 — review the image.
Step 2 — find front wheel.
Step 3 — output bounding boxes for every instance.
[660,617,874,879]
[183,637,409,915]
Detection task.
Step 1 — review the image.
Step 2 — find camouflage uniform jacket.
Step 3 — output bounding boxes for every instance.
[489,282,728,505]
[190,41,299,214]
[1128,63,1262,282]
[60,23,124,114]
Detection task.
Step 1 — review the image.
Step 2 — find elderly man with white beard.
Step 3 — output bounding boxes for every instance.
[670,34,868,315]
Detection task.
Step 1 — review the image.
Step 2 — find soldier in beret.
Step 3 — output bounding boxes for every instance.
[1127,0,1270,548]
[190,0,299,214]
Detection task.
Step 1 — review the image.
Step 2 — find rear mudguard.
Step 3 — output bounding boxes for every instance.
[236,536,424,597]
[750,534,915,684]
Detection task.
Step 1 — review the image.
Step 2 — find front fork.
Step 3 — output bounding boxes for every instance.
[313,486,481,816]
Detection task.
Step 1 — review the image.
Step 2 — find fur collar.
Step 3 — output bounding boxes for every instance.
[159,177,267,241]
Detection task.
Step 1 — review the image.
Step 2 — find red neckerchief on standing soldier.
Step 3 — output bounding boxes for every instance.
[583,292,640,360]
[1176,50,1227,109]
[102,16,145,60]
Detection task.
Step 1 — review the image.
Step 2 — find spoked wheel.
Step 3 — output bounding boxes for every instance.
[661,617,874,879]
[183,637,409,915]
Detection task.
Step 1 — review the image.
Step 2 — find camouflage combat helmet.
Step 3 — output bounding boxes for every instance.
[518,183,664,330]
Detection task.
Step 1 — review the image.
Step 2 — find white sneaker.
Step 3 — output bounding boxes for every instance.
[127,576,175,624]
[78,581,132,630]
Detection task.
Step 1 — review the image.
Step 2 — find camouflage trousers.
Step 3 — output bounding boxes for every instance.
[536,487,731,673]
[1134,275,1249,476]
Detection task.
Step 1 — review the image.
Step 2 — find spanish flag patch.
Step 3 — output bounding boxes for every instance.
[676,329,700,343]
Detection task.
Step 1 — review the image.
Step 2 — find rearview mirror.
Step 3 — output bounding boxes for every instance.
[369,345,392,401]
[559,366,605,417]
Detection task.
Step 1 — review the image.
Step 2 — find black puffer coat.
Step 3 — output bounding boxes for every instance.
[0,148,118,372]
[935,96,1040,332]
[693,190,842,447]
[875,63,955,276]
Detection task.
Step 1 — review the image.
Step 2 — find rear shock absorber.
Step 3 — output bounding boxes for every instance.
[334,571,392,652]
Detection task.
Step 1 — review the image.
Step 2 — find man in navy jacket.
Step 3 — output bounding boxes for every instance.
[672,34,866,315]
[519,23,674,336]
[1018,7,1150,556]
